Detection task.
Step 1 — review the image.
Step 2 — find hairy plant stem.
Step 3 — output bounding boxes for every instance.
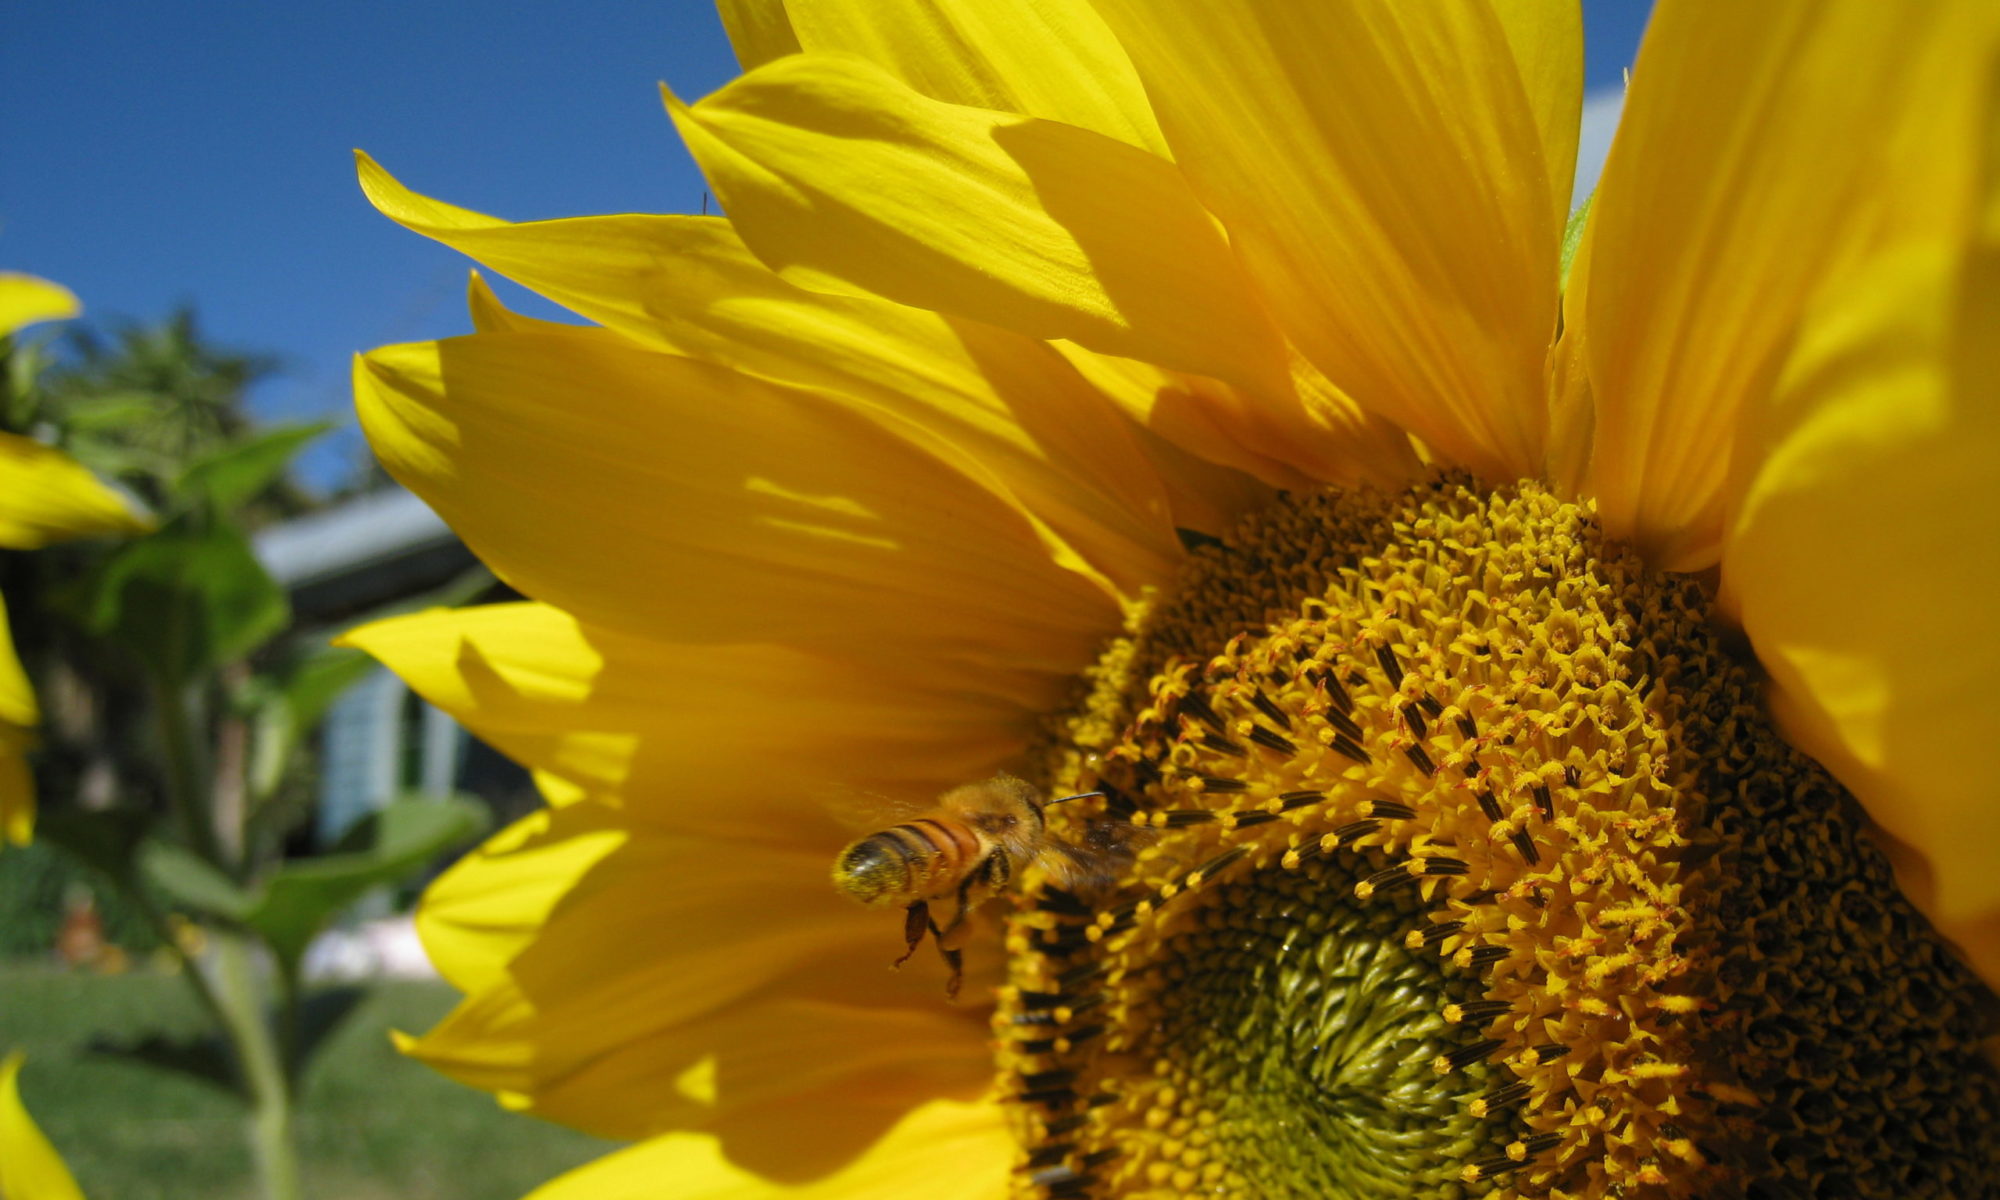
[212,931,301,1200]
[153,665,303,1200]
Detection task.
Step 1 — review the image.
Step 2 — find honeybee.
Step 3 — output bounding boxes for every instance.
[831,774,1110,999]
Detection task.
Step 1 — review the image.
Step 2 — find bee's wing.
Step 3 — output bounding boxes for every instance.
[816,782,933,833]
[1041,819,1156,894]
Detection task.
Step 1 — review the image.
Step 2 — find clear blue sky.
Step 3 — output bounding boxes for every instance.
[4,2,1650,491]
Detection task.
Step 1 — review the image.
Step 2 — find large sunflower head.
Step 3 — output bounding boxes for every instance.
[348,2,2000,1197]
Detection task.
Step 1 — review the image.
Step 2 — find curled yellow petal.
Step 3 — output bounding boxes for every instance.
[0,1053,88,1200]
[0,433,151,550]
[360,155,1186,594]
[1723,237,2000,992]
[667,54,1292,399]
[0,274,79,339]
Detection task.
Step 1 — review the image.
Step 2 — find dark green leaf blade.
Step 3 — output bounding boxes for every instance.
[177,422,331,513]
[288,985,369,1085]
[242,795,489,968]
[73,523,288,681]
[139,838,257,921]
[87,1031,245,1100]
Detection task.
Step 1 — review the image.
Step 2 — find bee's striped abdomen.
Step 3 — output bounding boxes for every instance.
[831,816,984,906]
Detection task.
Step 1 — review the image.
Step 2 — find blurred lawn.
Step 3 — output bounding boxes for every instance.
[0,964,619,1200]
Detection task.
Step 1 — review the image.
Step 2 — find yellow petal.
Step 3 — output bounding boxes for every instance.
[717,0,800,69]
[403,804,626,992]
[353,333,1119,666]
[1543,206,1596,498]
[1722,235,2000,991]
[0,747,32,848]
[413,986,988,1149]
[0,591,38,732]
[1089,0,1570,485]
[1581,1,1994,569]
[666,55,1292,399]
[1489,1,1584,235]
[779,0,1165,152]
[522,1099,1009,1200]
[400,804,990,1143]
[359,156,1185,593]
[0,1053,87,1200]
[464,272,588,337]
[0,433,150,549]
[0,274,79,338]
[0,591,38,847]
[341,603,1044,813]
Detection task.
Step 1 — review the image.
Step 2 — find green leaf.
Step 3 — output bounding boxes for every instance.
[240,561,497,806]
[139,839,257,922]
[288,986,369,1085]
[57,390,165,434]
[87,1031,245,1100]
[73,522,288,681]
[331,561,498,636]
[33,807,155,888]
[240,795,489,968]
[1561,193,1593,289]
[276,644,380,731]
[177,422,331,513]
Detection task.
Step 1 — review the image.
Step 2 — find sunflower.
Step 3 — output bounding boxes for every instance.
[0,272,152,845]
[348,1,2000,1196]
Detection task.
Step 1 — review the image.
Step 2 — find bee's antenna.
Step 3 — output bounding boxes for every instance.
[1048,791,1103,806]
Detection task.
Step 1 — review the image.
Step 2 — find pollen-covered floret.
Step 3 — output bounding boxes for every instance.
[997,478,2000,1200]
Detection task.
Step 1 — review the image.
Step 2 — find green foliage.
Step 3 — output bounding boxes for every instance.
[139,795,487,970]
[1562,193,1593,288]
[86,984,372,1099]
[3,969,616,1200]
[139,839,256,921]
[11,305,490,1200]
[39,309,288,511]
[31,807,155,895]
[178,423,334,519]
[240,796,489,970]
[69,521,289,683]
[287,986,368,1089]
[87,1029,242,1099]
[0,838,164,958]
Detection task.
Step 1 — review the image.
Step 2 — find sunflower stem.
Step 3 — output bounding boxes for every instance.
[209,931,301,1200]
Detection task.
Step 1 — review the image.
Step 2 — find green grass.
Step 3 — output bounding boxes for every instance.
[0,964,619,1200]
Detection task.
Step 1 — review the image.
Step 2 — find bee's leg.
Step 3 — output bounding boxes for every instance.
[923,905,965,1001]
[938,940,965,1002]
[936,868,983,944]
[938,853,1008,946]
[893,901,930,969]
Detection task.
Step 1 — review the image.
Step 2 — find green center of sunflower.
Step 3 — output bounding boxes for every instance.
[996,478,2000,1200]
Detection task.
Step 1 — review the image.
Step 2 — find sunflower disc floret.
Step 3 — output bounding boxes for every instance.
[999,478,1999,1199]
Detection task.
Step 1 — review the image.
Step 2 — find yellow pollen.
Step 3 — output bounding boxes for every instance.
[996,478,2000,1199]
